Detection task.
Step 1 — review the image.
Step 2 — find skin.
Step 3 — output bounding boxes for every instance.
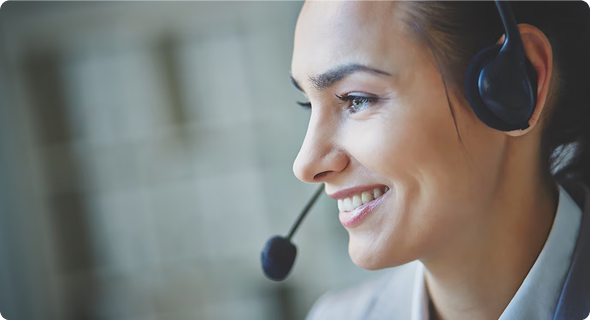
[291,1,558,320]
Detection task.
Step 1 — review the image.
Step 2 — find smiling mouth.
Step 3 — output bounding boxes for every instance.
[337,186,389,212]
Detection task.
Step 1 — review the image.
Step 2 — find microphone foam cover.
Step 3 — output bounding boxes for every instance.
[261,235,297,281]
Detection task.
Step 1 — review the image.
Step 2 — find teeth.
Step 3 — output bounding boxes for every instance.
[338,186,388,212]
[361,191,373,204]
[343,197,353,211]
[352,195,362,208]
[374,188,383,198]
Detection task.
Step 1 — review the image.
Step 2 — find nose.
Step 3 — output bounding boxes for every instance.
[293,114,349,183]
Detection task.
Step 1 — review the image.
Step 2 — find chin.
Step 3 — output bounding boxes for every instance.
[348,233,415,270]
[348,239,394,271]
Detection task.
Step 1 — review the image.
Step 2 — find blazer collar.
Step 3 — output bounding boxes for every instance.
[553,180,590,320]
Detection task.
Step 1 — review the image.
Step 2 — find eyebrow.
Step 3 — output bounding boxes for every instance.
[290,63,392,92]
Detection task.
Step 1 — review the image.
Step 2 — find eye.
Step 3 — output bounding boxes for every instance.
[336,94,379,113]
[297,101,311,109]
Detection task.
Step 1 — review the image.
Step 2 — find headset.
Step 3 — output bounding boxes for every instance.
[261,0,538,281]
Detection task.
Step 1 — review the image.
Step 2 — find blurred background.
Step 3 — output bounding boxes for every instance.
[0,1,387,319]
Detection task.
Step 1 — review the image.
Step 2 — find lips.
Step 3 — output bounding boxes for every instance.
[328,184,392,228]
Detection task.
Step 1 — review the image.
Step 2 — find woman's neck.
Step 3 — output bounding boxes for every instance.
[422,159,559,320]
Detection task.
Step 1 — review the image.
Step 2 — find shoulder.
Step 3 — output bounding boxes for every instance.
[306,261,420,320]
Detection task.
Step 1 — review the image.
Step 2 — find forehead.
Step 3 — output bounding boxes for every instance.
[291,1,408,85]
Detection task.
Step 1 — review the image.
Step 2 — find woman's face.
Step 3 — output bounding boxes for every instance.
[291,1,506,269]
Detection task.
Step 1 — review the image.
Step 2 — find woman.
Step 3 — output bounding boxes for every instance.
[289,1,590,319]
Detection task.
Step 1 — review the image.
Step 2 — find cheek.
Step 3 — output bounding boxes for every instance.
[345,98,462,184]
[343,93,482,266]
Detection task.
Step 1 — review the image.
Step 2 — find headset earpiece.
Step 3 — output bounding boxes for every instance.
[464,1,538,132]
[465,44,514,131]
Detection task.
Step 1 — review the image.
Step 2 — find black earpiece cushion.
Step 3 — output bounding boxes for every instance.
[464,44,536,131]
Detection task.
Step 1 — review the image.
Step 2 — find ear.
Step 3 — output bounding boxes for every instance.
[500,24,553,137]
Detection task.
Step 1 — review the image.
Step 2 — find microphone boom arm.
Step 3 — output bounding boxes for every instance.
[287,183,325,240]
